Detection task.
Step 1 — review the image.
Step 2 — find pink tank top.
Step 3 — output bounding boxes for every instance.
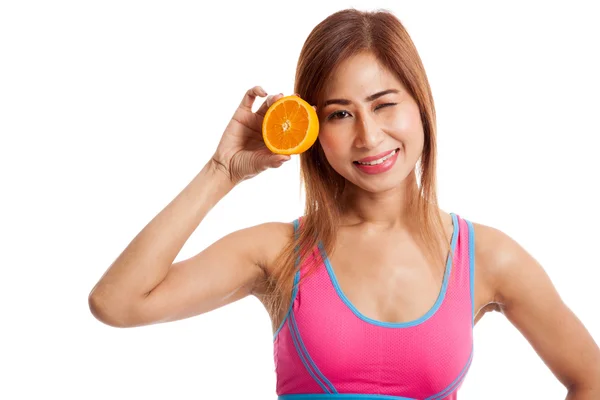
[272,213,475,400]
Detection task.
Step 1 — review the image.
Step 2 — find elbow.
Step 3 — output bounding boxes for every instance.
[88,290,138,328]
[566,369,600,399]
[567,385,600,400]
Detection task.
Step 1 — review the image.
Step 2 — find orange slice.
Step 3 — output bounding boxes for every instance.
[262,95,319,155]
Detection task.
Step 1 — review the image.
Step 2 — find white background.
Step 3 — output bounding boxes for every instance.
[1,1,599,399]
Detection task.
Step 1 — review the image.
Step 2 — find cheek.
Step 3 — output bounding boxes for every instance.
[389,100,418,126]
[388,104,424,150]
[318,129,349,161]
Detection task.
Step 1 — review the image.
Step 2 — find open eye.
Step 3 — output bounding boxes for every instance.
[328,110,351,120]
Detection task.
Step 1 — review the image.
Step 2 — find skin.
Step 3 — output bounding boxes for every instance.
[88,52,600,398]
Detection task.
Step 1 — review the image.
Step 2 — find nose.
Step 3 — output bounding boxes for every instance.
[354,112,385,150]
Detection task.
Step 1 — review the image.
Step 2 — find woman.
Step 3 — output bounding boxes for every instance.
[88,8,600,399]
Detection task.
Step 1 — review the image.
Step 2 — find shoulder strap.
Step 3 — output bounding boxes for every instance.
[451,214,476,326]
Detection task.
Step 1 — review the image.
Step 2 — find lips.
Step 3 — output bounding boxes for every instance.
[354,148,399,165]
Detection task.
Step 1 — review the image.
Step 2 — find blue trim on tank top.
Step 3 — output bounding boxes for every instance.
[273,219,302,341]
[277,346,473,400]
[466,219,475,326]
[287,310,331,394]
[318,213,459,328]
[278,394,417,400]
[289,311,338,393]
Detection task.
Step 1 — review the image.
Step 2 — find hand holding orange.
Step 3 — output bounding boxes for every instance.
[211,88,319,185]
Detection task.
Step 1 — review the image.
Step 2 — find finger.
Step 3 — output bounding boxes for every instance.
[269,154,292,168]
[253,149,291,170]
[240,86,267,111]
[256,92,284,118]
[255,95,273,117]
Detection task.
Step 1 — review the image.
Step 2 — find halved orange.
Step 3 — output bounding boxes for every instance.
[262,95,319,155]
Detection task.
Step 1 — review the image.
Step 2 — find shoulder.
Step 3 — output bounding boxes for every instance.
[242,219,295,247]
[469,219,546,306]
[240,219,296,270]
[245,220,295,237]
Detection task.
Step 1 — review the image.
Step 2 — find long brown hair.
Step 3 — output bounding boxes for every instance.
[261,8,450,328]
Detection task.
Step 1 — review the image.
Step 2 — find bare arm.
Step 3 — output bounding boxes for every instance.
[88,161,235,327]
[88,86,291,328]
[475,223,600,398]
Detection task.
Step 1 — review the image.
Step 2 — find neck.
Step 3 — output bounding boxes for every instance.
[339,170,420,230]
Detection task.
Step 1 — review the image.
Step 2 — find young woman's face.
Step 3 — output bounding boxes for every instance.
[317,51,424,193]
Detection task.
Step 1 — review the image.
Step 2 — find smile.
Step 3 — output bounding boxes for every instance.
[354,148,399,166]
[352,148,401,175]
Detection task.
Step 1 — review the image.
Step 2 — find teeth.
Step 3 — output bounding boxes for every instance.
[357,149,398,166]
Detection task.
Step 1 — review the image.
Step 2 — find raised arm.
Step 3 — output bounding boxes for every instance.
[88,86,290,328]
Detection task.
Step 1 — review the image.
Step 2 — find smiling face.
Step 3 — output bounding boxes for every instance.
[317,51,425,194]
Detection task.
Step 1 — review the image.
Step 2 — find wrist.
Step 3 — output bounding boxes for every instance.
[204,157,238,192]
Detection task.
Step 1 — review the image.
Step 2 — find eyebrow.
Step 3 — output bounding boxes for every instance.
[323,89,400,107]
